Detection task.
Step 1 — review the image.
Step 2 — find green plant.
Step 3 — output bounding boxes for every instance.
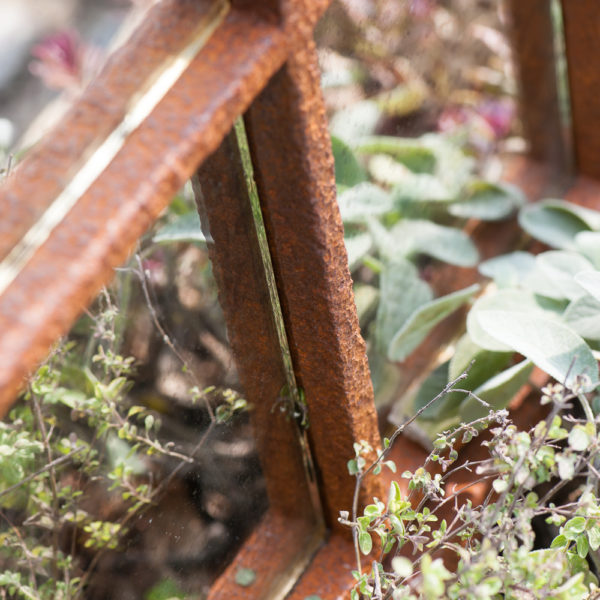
[332,133,523,407]
[414,199,600,432]
[342,372,600,599]
[0,282,247,599]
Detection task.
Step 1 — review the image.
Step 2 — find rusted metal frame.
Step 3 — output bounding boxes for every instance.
[199,40,383,599]
[195,125,324,600]
[243,42,383,530]
[560,0,600,179]
[505,0,568,175]
[0,2,292,415]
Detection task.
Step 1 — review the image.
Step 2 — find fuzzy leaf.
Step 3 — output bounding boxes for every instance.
[478,251,536,288]
[380,220,479,267]
[518,199,600,249]
[331,135,367,188]
[475,311,599,391]
[467,289,563,352]
[357,136,436,173]
[359,531,373,555]
[574,271,600,302]
[330,101,381,146]
[388,284,480,361]
[344,233,373,271]
[338,182,394,223]
[375,258,433,355]
[449,181,524,221]
[459,359,533,421]
[153,212,207,245]
[536,251,594,300]
[563,294,600,340]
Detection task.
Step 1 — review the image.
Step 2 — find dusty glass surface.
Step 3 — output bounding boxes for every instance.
[316,1,522,435]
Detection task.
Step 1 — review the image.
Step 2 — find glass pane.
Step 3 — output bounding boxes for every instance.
[0,122,323,599]
[316,1,521,434]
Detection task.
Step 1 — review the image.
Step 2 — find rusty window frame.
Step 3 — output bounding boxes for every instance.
[0,1,382,597]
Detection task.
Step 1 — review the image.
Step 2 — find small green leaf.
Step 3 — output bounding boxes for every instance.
[359,531,373,555]
[551,534,568,549]
[331,135,368,188]
[234,567,256,587]
[568,425,591,451]
[347,459,359,476]
[578,533,590,558]
[587,525,600,551]
[391,556,414,578]
[565,517,587,537]
[153,212,207,245]
[388,284,480,361]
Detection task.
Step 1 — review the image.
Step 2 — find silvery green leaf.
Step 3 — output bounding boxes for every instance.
[379,220,479,267]
[344,233,373,271]
[475,311,598,391]
[153,212,207,244]
[338,182,394,223]
[563,294,600,340]
[357,136,436,173]
[331,135,367,188]
[467,289,560,352]
[574,271,600,302]
[375,258,433,354]
[479,251,536,287]
[330,100,381,146]
[575,231,600,268]
[459,359,533,421]
[388,284,480,361]
[518,199,600,249]
[449,181,525,221]
[568,425,591,451]
[535,251,594,300]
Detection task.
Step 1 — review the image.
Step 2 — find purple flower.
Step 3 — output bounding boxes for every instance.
[29,30,102,93]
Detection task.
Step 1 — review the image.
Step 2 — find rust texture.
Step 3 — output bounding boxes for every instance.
[244,40,383,530]
[561,0,600,179]
[0,0,224,262]
[195,130,320,518]
[0,6,290,415]
[207,512,323,600]
[506,0,568,174]
[286,534,357,599]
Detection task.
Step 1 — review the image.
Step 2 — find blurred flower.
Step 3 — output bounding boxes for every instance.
[410,0,435,18]
[29,30,103,94]
[438,98,515,152]
[477,99,515,139]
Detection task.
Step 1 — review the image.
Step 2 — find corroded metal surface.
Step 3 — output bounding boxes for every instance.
[506,0,568,174]
[0,4,290,415]
[207,512,324,600]
[245,41,383,530]
[561,0,600,179]
[195,128,319,520]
